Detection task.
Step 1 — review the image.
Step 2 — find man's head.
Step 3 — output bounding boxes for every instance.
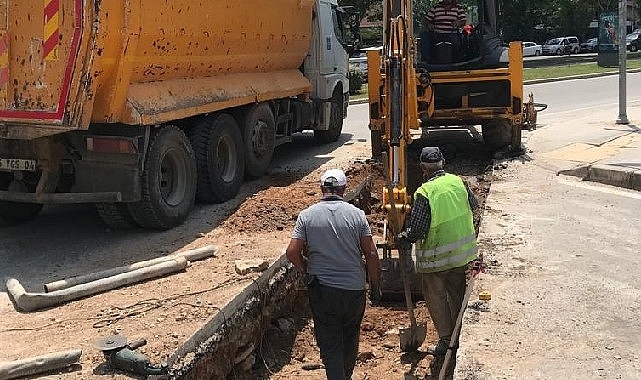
[419,146,444,175]
[320,169,347,195]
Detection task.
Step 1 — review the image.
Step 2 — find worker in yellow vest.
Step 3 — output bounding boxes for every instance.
[396,146,479,379]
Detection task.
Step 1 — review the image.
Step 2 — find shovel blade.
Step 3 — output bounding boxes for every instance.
[399,323,427,352]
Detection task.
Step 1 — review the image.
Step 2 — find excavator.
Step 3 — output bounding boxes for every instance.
[368,0,536,351]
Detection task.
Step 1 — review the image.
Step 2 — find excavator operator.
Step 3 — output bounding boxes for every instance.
[424,0,467,63]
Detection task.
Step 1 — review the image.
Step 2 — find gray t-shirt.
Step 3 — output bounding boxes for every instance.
[292,197,372,291]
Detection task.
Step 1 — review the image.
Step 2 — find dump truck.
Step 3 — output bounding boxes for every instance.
[369,0,535,296]
[0,0,357,228]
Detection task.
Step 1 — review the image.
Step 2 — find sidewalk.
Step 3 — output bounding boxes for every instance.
[456,100,641,378]
[529,102,641,190]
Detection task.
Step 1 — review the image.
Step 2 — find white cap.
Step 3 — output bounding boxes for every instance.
[320,169,347,187]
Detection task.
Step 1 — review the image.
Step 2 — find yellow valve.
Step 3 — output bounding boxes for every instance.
[478,290,491,301]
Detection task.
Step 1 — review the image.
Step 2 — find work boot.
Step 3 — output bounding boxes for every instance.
[427,354,455,380]
[427,338,450,356]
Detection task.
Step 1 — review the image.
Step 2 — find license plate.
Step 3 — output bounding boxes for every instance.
[0,158,37,171]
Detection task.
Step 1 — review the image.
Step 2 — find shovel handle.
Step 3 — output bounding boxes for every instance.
[438,275,476,380]
[398,248,418,328]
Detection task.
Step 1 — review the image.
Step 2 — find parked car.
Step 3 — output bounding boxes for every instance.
[349,56,368,75]
[542,36,580,55]
[580,37,598,53]
[626,32,640,52]
[522,42,542,56]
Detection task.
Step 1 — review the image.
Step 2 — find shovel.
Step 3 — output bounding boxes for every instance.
[398,247,427,351]
[381,152,427,352]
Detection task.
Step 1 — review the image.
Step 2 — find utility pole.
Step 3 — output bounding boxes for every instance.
[617,0,629,124]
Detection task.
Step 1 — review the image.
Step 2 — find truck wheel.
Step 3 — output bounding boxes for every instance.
[189,113,244,203]
[314,88,344,143]
[95,203,138,229]
[0,175,43,225]
[482,118,514,150]
[631,45,638,52]
[128,126,197,229]
[0,201,43,225]
[241,103,275,179]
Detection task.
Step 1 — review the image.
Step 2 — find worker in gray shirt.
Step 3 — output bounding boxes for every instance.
[286,168,381,380]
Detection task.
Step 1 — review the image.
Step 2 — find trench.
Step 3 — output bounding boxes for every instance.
[167,134,499,380]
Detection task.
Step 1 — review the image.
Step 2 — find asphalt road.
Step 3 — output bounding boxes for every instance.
[457,73,641,379]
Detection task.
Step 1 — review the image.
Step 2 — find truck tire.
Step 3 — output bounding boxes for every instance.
[482,118,513,150]
[241,103,275,179]
[128,126,197,229]
[0,201,43,225]
[0,174,43,225]
[95,203,138,229]
[314,88,343,143]
[189,113,245,203]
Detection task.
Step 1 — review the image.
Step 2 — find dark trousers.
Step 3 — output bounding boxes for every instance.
[308,284,366,380]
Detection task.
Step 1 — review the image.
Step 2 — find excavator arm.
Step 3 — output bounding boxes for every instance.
[369,0,421,247]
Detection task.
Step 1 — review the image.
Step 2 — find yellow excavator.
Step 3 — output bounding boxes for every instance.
[368,0,535,350]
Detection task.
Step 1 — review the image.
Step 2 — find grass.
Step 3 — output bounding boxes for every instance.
[349,58,641,102]
[524,59,641,81]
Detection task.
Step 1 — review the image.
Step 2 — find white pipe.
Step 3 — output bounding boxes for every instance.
[7,257,187,312]
[0,349,81,380]
[44,245,217,292]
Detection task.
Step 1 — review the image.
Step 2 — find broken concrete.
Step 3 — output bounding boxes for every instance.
[166,255,302,379]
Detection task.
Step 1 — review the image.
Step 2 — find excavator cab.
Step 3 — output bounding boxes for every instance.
[418,0,505,70]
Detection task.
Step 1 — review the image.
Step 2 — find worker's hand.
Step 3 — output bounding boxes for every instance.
[369,286,383,306]
[395,232,412,251]
[468,258,485,277]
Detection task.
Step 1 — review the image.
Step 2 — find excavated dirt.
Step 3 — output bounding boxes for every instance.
[224,147,493,380]
[0,139,492,380]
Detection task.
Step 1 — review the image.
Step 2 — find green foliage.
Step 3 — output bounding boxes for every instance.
[497,0,624,43]
[361,25,383,47]
[348,67,365,95]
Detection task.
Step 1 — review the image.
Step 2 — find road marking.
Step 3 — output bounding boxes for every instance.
[557,176,641,200]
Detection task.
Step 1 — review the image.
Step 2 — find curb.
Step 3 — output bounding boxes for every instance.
[559,163,641,191]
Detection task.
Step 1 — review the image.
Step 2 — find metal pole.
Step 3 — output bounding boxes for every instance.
[617,0,629,124]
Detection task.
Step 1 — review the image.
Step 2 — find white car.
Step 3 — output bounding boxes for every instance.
[349,56,367,75]
[522,41,542,57]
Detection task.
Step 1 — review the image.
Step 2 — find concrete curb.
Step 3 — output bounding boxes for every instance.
[559,163,641,191]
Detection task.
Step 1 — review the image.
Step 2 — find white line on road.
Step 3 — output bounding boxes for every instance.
[557,176,641,200]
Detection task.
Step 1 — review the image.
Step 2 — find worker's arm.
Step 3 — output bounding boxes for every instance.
[425,9,435,31]
[455,5,467,28]
[360,235,381,304]
[285,238,307,272]
[360,235,381,288]
[463,181,479,210]
[397,194,431,246]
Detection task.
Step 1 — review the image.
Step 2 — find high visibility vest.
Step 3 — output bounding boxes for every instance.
[414,173,478,273]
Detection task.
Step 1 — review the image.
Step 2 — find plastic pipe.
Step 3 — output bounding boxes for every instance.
[6,257,187,312]
[44,245,217,292]
[0,349,81,380]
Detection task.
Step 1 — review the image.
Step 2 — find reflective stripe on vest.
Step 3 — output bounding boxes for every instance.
[414,173,478,273]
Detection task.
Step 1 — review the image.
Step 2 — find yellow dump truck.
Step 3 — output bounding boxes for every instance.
[0,0,356,228]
